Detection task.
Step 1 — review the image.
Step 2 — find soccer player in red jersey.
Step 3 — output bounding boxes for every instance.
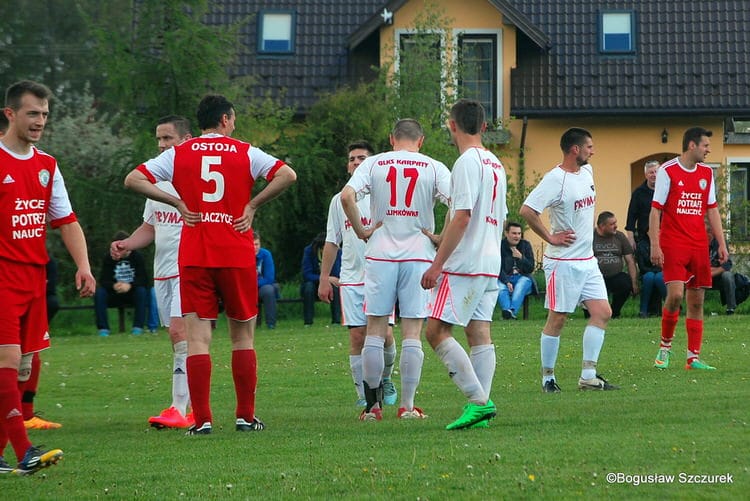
[0,80,96,474]
[125,94,296,434]
[649,127,727,370]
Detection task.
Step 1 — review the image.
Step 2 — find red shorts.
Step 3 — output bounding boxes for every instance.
[0,260,50,354]
[180,266,258,321]
[661,245,712,288]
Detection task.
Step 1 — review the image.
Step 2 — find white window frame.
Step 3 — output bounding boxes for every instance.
[727,157,750,241]
[600,10,636,54]
[453,28,503,122]
[257,9,296,55]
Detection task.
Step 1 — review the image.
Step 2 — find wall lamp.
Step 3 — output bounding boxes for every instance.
[661,128,668,144]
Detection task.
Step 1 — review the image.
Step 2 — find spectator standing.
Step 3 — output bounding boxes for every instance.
[497,222,536,320]
[125,93,297,435]
[254,232,280,329]
[301,232,341,326]
[94,231,149,336]
[520,128,619,393]
[592,211,639,318]
[625,160,660,249]
[650,127,727,370]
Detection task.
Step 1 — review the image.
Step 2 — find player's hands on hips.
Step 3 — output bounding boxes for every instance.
[357,221,382,242]
[76,270,96,297]
[421,264,441,290]
[176,200,200,227]
[233,203,256,233]
[548,229,576,246]
[421,228,441,248]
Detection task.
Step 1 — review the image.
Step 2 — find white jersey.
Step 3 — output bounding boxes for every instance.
[325,192,369,285]
[523,164,596,260]
[443,147,507,276]
[345,150,451,262]
[143,181,182,279]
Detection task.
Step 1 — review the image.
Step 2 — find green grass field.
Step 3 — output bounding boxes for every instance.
[3,303,748,500]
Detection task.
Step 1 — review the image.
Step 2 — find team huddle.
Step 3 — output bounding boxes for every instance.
[0,78,725,475]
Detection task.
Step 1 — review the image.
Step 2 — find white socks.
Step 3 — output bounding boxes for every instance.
[434,338,486,404]
[540,333,560,383]
[349,355,364,399]
[399,339,424,410]
[172,340,190,415]
[582,325,605,380]
[362,336,385,389]
[383,341,397,379]
[469,344,495,396]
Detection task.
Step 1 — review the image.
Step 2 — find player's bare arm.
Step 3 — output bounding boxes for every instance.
[648,207,664,266]
[124,170,200,226]
[421,209,470,290]
[706,207,729,264]
[519,204,576,246]
[59,221,96,297]
[317,241,340,303]
[111,222,156,259]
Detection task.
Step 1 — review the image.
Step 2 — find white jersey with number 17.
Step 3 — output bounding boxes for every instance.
[345,150,450,262]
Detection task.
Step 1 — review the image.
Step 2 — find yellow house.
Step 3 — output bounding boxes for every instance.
[348,0,750,257]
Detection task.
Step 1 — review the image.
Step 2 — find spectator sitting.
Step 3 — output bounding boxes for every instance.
[301,232,342,326]
[709,227,736,315]
[497,221,536,319]
[254,231,280,329]
[635,238,666,318]
[592,211,639,318]
[94,230,148,336]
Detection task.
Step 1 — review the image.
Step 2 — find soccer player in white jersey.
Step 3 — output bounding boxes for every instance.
[421,99,506,430]
[649,127,727,370]
[520,127,619,392]
[0,80,96,474]
[112,115,194,428]
[341,119,451,421]
[318,141,398,407]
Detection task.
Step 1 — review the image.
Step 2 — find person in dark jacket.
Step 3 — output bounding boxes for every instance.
[497,222,536,319]
[635,238,666,317]
[94,231,148,336]
[301,232,341,326]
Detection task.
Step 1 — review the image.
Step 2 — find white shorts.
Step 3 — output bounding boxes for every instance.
[543,257,607,313]
[340,284,366,327]
[154,277,182,327]
[364,260,430,318]
[428,273,498,327]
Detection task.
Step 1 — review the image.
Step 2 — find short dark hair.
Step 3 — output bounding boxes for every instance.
[157,115,192,137]
[682,127,712,152]
[196,94,234,130]
[505,221,523,232]
[0,111,8,134]
[560,127,592,154]
[450,98,485,135]
[5,80,52,110]
[347,140,374,155]
[391,118,424,141]
[597,211,615,227]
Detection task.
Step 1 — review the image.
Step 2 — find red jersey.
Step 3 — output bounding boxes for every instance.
[137,133,284,268]
[0,143,77,265]
[651,157,717,250]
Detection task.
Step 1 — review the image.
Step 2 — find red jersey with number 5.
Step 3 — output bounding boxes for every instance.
[136,133,284,267]
[651,157,717,250]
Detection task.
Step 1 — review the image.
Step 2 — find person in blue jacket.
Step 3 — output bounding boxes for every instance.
[254,231,280,329]
[301,232,341,326]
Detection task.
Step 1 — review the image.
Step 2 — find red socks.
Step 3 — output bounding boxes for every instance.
[186,354,212,427]
[686,318,703,361]
[232,349,257,421]
[0,368,32,461]
[660,308,679,347]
